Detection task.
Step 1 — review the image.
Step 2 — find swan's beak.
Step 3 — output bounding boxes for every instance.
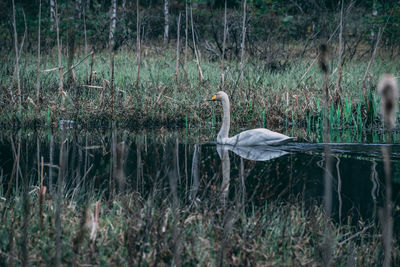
[208,95,217,101]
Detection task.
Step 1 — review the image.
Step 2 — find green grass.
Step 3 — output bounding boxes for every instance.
[0,47,399,131]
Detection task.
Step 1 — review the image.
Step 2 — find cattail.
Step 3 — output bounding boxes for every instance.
[319,44,328,74]
[319,44,330,107]
[85,201,100,242]
[378,74,399,130]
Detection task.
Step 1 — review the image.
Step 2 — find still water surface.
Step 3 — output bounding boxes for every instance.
[1,127,399,230]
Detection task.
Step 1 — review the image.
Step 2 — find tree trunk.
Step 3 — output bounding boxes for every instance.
[175,12,181,81]
[83,5,88,84]
[109,0,116,114]
[50,0,56,30]
[122,0,127,37]
[75,0,81,19]
[36,0,42,104]
[109,0,116,49]
[163,0,169,44]
[55,1,64,103]
[220,0,227,86]
[12,0,21,107]
[70,0,80,85]
[67,21,76,84]
[334,0,344,106]
[239,0,247,83]
[136,0,141,85]
[184,1,188,81]
[190,6,203,82]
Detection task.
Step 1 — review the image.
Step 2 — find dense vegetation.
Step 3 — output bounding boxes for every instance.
[1,0,400,130]
[1,0,400,53]
[0,48,398,131]
[2,190,394,265]
[1,1,399,265]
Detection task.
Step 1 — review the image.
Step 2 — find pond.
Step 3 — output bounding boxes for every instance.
[0,126,399,264]
[1,127,399,224]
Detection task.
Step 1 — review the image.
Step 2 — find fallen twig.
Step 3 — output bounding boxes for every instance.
[338,224,374,246]
[63,51,94,77]
[41,67,59,73]
[82,85,103,89]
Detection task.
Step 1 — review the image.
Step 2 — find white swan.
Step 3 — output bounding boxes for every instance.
[210,91,295,146]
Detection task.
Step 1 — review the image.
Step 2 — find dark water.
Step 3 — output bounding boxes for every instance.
[0,127,399,230]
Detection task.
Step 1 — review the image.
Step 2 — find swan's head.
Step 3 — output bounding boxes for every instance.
[209,91,228,102]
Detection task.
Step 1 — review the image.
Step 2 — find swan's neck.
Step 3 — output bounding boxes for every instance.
[218,96,230,141]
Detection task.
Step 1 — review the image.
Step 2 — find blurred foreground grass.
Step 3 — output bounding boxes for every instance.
[0,189,394,265]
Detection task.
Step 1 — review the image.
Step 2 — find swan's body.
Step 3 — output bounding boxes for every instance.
[210,91,294,146]
[219,128,293,146]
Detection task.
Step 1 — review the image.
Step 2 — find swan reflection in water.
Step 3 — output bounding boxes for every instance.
[217,145,288,162]
[215,144,289,201]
